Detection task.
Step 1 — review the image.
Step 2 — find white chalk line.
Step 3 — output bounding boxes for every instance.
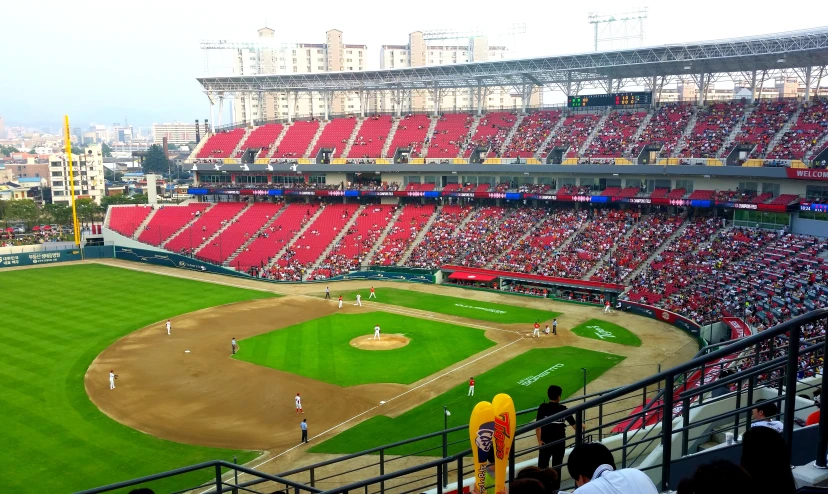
[201,336,526,491]
[96,262,535,487]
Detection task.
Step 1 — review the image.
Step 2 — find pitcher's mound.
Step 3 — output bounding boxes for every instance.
[350,334,410,350]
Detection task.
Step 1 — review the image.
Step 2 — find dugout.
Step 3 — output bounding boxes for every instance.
[440,265,625,304]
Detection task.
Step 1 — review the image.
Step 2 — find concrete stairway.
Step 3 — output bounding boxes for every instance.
[671,108,699,158]
[381,118,402,157]
[264,205,326,271]
[423,116,439,149]
[806,133,828,161]
[303,206,365,279]
[485,216,540,268]
[304,120,328,158]
[717,106,756,159]
[231,128,253,158]
[498,114,525,156]
[625,109,655,156]
[223,206,288,267]
[577,111,611,158]
[534,112,568,160]
[160,203,215,249]
[131,207,157,240]
[192,203,253,255]
[266,124,291,157]
[459,116,483,158]
[187,133,211,161]
[621,221,688,282]
[582,216,640,280]
[361,206,405,266]
[763,105,802,158]
[341,118,364,158]
[397,205,442,265]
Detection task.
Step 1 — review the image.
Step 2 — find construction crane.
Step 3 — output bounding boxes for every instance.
[421,24,526,61]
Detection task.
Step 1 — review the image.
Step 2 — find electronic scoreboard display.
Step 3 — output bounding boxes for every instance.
[568,91,652,108]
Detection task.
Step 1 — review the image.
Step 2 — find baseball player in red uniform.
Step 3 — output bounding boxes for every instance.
[338,295,343,309]
[468,377,475,396]
[369,286,376,299]
[533,321,541,338]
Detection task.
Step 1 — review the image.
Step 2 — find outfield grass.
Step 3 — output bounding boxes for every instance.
[235,312,496,386]
[309,346,625,455]
[570,318,642,347]
[325,287,559,324]
[0,264,276,493]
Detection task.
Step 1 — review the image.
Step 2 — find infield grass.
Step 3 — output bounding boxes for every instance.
[0,264,275,493]
[324,287,559,323]
[309,346,625,455]
[234,312,496,386]
[570,318,642,347]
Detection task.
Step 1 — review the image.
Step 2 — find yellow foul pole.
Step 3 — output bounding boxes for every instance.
[63,115,81,246]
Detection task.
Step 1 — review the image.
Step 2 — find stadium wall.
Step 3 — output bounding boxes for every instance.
[791,213,828,238]
[620,300,703,345]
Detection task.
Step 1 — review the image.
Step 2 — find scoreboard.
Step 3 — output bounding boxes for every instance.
[568,91,652,108]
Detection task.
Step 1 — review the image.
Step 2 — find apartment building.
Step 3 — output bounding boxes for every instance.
[49,144,105,205]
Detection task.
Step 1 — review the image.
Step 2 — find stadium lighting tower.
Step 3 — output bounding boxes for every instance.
[588,8,648,52]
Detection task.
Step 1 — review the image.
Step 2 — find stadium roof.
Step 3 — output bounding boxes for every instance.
[198,27,828,93]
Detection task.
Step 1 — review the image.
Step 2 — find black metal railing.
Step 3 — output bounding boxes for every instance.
[77,308,828,494]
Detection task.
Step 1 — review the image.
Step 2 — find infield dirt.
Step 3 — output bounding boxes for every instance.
[86,259,699,479]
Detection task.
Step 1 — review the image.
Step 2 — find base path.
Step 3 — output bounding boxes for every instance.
[85,259,699,472]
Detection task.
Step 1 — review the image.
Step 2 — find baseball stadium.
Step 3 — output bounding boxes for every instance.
[3,25,828,494]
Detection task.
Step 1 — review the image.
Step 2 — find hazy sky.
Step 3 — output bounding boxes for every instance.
[0,0,824,129]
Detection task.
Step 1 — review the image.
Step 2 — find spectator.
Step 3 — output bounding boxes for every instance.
[516,466,559,493]
[565,442,658,493]
[740,426,797,494]
[509,478,547,494]
[676,460,756,494]
[535,385,576,490]
[750,400,783,433]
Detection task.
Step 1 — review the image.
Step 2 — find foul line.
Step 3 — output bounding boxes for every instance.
[200,336,525,491]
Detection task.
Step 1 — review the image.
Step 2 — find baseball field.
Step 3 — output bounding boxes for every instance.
[0,260,699,493]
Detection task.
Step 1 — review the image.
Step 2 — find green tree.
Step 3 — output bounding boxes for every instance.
[104,168,123,182]
[44,203,72,230]
[71,145,83,155]
[143,144,169,175]
[0,145,20,156]
[7,199,40,227]
[167,143,179,151]
[101,142,113,157]
[74,198,101,228]
[28,148,36,154]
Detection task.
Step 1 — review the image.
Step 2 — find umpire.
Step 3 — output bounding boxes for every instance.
[535,385,576,490]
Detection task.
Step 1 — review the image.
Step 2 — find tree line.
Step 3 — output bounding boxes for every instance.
[0,194,147,231]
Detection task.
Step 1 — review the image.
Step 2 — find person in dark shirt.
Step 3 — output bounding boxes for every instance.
[535,385,576,490]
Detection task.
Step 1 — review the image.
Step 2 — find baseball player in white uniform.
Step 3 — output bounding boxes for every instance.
[374,324,381,340]
[295,393,303,413]
[109,370,117,389]
[604,301,611,313]
[166,319,171,335]
[338,295,343,309]
[355,293,362,307]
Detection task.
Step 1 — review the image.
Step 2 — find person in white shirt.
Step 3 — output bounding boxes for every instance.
[355,293,362,307]
[564,443,658,494]
[109,370,117,390]
[295,393,303,413]
[374,324,381,340]
[748,400,783,433]
[166,319,171,336]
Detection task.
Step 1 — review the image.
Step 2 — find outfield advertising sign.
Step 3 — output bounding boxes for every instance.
[620,300,701,336]
[0,249,83,268]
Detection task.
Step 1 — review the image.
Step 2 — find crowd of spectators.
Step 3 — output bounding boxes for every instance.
[729,99,798,157]
[503,111,562,158]
[631,104,694,158]
[406,205,474,269]
[767,98,828,160]
[494,210,588,273]
[544,114,602,158]
[590,213,684,283]
[463,112,519,158]
[583,111,647,159]
[676,102,745,158]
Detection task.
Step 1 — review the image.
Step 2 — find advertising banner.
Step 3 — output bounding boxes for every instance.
[0,249,83,268]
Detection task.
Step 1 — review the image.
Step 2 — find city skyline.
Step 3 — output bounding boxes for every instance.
[0,0,824,128]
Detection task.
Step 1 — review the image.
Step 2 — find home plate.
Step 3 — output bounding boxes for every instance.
[185,350,191,353]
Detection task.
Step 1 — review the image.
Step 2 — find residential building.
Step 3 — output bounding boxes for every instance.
[231,27,367,124]
[0,116,5,139]
[152,123,199,146]
[49,144,106,205]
